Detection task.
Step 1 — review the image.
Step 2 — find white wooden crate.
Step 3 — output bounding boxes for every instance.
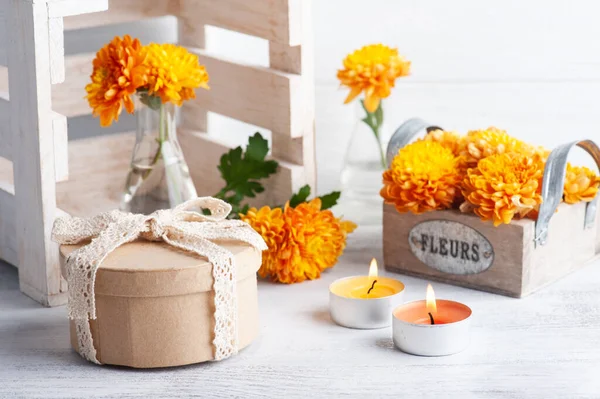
[0,0,315,306]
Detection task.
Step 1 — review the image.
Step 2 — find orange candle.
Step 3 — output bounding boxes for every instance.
[392,284,472,356]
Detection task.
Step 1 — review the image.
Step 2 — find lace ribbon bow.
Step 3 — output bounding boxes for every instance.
[52,197,267,364]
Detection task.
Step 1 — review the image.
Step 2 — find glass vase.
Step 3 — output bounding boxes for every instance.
[338,100,390,226]
[120,95,197,214]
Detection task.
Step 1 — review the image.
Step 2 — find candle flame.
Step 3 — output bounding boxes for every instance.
[426,284,437,315]
[368,258,378,278]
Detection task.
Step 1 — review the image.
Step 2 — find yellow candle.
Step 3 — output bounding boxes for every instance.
[349,281,399,299]
[330,259,404,299]
[329,259,405,329]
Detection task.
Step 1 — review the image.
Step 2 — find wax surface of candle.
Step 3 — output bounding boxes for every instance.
[349,281,398,299]
[393,300,471,325]
[330,276,404,299]
[413,316,449,325]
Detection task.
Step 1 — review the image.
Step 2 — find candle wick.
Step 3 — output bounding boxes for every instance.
[367,280,377,295]
[428,312,435,325]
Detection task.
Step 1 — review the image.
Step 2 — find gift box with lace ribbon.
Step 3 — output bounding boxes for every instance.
[52,197,266,368]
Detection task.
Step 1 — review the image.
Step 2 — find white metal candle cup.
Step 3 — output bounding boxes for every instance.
[392,299,472,356]
[329,276,405,329]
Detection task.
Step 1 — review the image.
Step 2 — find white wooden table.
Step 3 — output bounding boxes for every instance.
[1,226,600,398]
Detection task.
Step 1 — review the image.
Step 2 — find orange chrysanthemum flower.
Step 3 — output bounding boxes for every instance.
[241,199,356,284]
[563,164,600,204]
[85,35,148,127]
[381,140,463,214]
[459,127,532,168]
[462,153,544,226]
[145,43,209,106]
[419,129,462,156]
[337,44,410,112]
[241,206,287,276]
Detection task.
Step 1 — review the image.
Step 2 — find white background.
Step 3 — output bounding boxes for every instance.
[3,0,600,194]
[312,0,600,192]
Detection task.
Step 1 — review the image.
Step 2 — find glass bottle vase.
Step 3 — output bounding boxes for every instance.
[120,95,197,214]
[338,100,390,226]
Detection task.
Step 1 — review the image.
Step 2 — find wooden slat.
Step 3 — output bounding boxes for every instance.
[54,0,299,44]
[56,132,134,217]
[0,133,133,218]
[47,0,109,18]
[268,0,316,188]
[178,0,302,45]
[2,50,307,134]
[0,185,17,267]
[270,43,304,75]
[0,92,69,182]
[52,53,91,117]
[48,17,65,84]
[1,53,113,119]
[0,129,308,215]
[7,0,65,306]
[179,130,305,207]
[51,111,68,182]
[63,0,175,31]
[46,0,109,85]
[0,92,9,160]
[0,67,6,94]
[185,50,304,138]
[0,132,134,218]
[179,14,207,132]
[524,202,597,297]
[6,53,92,118]
[0,1,7,66]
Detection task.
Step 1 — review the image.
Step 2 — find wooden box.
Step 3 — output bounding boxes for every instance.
[0,0,315,306]
[383,119,600,297]
[384,202,599,298]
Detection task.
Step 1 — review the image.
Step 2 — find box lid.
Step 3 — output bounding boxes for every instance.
[59,240,261,298]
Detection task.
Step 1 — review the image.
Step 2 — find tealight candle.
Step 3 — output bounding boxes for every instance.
[392,284,472,356]
[329,259,404,329]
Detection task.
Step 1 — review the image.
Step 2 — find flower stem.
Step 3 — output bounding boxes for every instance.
[360,100,387,169]
[159,102,167,143]
[151,104,165,165]
[142,103,165,180]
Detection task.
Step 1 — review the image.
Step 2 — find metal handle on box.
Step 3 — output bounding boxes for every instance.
[387,119,600,247]
[535,140,600,246]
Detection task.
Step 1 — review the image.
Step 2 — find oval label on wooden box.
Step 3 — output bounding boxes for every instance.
[408,220,494,275]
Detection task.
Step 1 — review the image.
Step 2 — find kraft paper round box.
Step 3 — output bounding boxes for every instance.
[59,240,261,368]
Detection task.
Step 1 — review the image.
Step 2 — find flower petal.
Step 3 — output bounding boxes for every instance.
[343,86,362,104]
[363,94,380,113]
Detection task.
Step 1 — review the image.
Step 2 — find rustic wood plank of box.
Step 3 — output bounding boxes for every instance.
[383,202,599,298]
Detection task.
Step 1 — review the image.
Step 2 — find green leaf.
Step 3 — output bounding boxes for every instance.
[137,90,162,111]
[374,102,384,128]
[218,146,243,183]
[360,99,380,137]
[318,191,341,210]
[288,186,340,210]
[214,132,279,214]
[245,132,270,161]
[360,99,370,118]
[289,185,311,208]
[239,204,250,215]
